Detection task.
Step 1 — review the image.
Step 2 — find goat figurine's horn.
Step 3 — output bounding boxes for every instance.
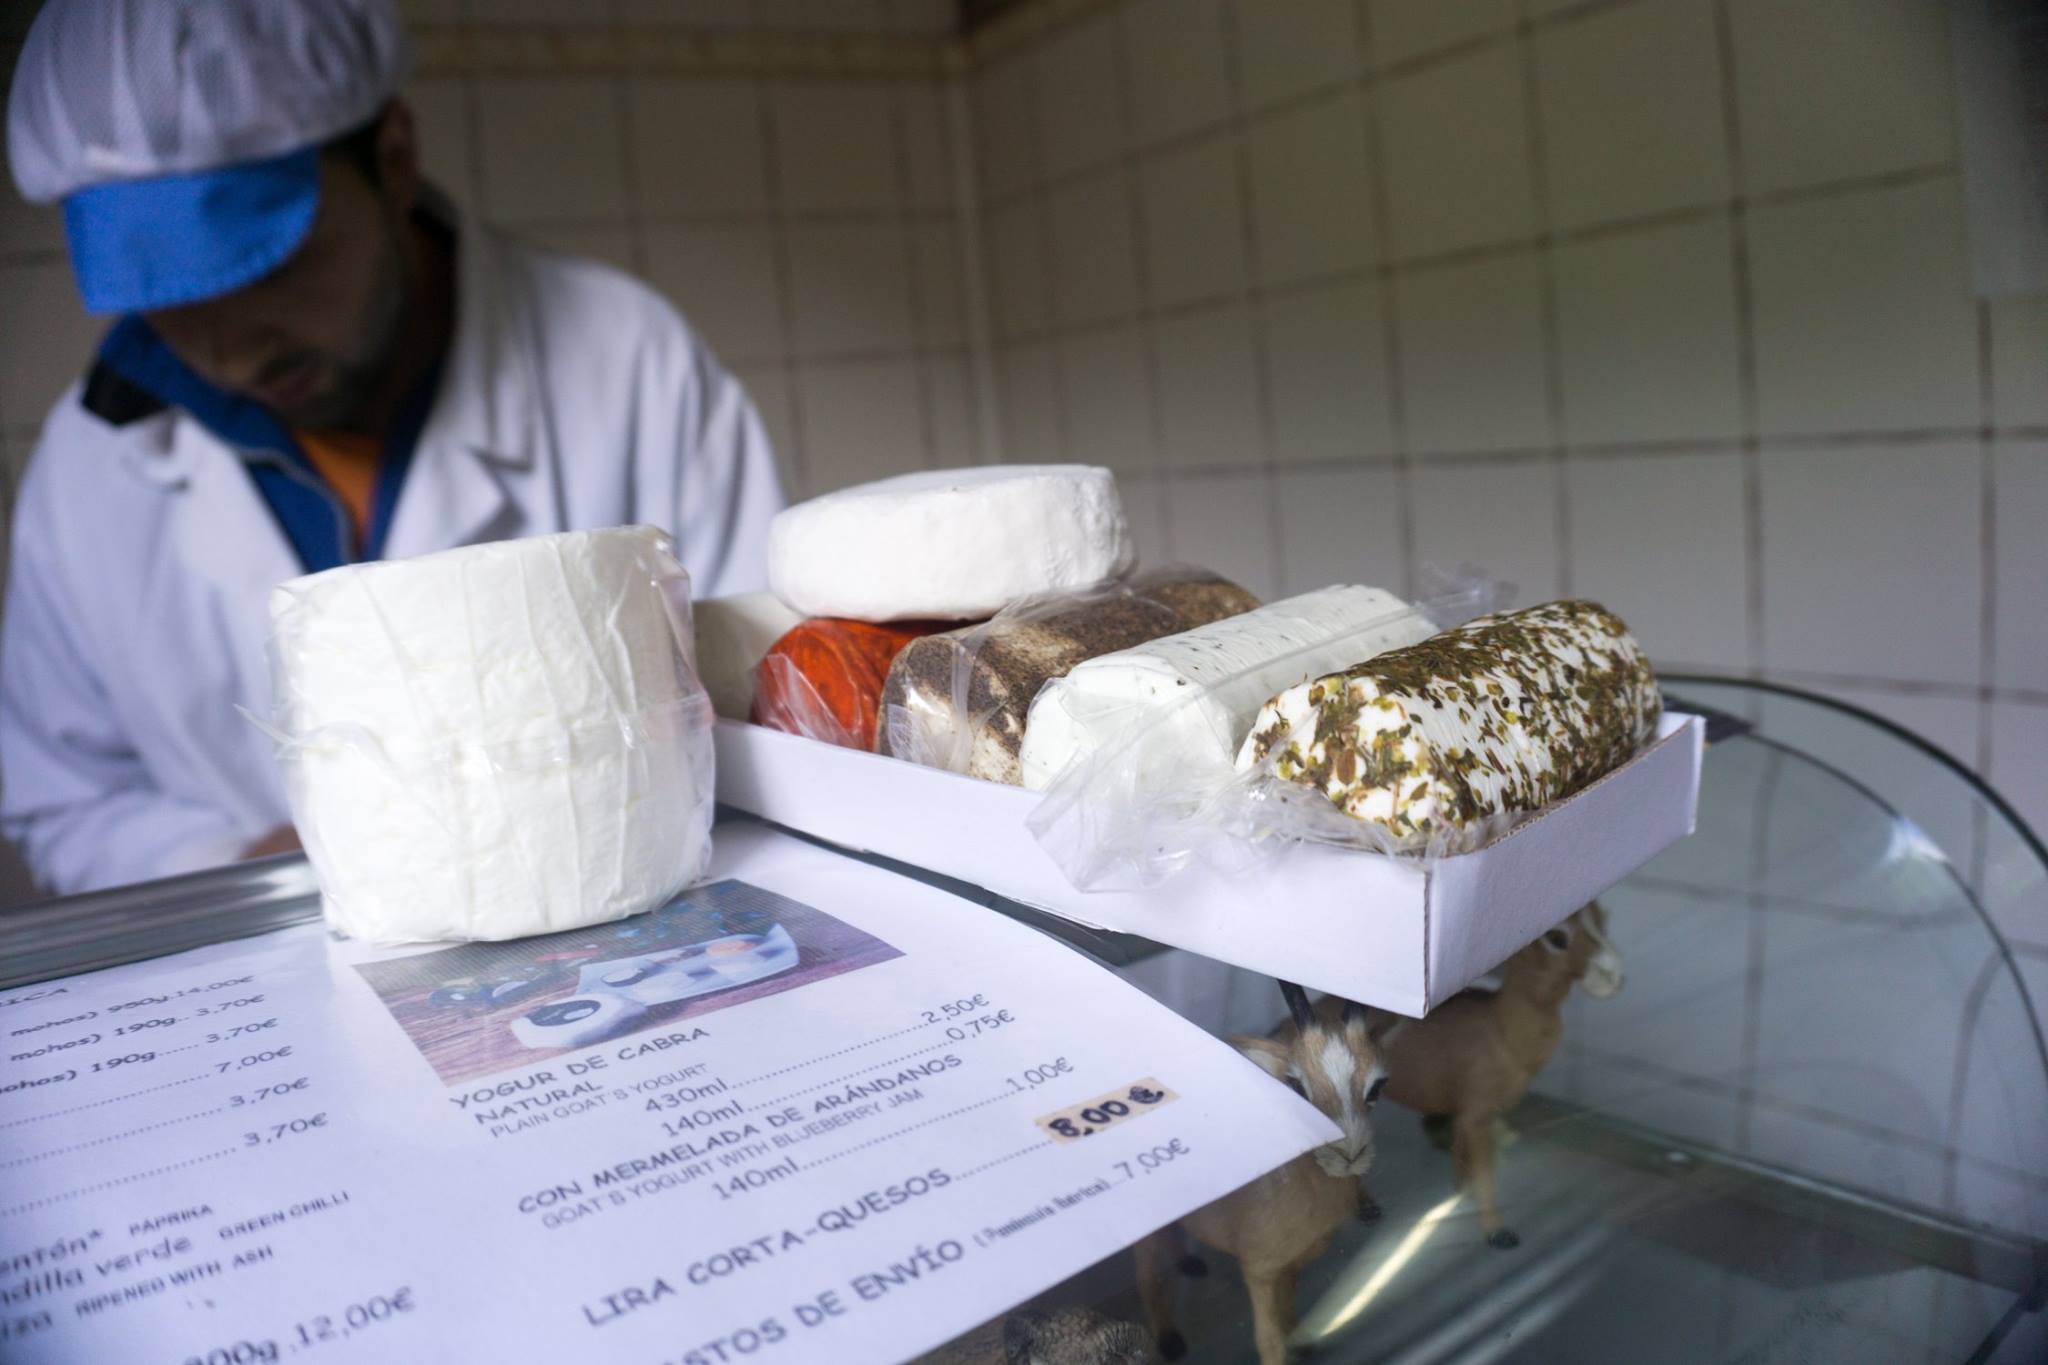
[1278,980,1315,1032]
[1341,997,1368,1025]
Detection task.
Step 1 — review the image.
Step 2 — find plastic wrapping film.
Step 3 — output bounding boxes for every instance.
[876,567,1262,787]
[1021,574,1652,891]
[257,527,716,945]
[751,618,953,750]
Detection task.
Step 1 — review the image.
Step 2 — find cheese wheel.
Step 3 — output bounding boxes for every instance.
[753,618,952,750]
[1237,600,1660,840]
[767,465,1135,621]
[268,527,713,943]
[877,571,1261,785]
[694,592,803,720]
[1018,585,1435,791]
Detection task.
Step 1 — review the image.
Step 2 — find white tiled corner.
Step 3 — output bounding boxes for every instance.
[1136,136,1249,309]
[731,363,804,497]
[1260,281,1396,462]
[1748,180,1980,437]
[921,355,980,466]
[475,77,628,223]
[1729,0,1957,197]
[626,78,768,218]
[1394,250,1552,455]
[796,359,926,493]
[1271,466,1407,596]
[1048,171,1141,327]
[405,79,477,210]
[770,80,901,214]
[911,220,965,348]
[1121,474,1170,573]
[897,83,955,213]
[984,197,1050,340]
[1166,472,1278,599]
[997,341,1062,465]
[1533,0,1731,232]
[971,54,1040,201]
[1035,12,1124,180]
[1246,91,1376,287]
[1151,303,1263,473]
[1366,0,1514,68]
[639,224,784,363]
[1758,443,1983,686]
[1230,0,1358,111]
[1554,217,1743,445]
[1994,440,2048,692]
[1988,702,2048,850]
[0,259,101,430]
[1989,295,2048,429]
[1120,0,1232,148]
[1409,459,1563,602]
[783,220,915,356]
[521,224,637,274]
[1058,325,1154,477]
[1377,42,1537,259]
[1566,452,1749,668]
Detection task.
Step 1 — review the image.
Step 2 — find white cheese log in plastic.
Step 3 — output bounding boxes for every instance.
[766,465,1135,622]
[693,592,803,720]
[266,527,715,944]
[1018,586,1434,792]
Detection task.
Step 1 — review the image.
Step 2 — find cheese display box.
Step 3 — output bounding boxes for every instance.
[712,709,1703,1016]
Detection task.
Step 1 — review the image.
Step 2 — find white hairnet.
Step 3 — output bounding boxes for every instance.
[8,0,412,204]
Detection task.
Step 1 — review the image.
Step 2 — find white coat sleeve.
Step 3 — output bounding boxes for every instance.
[0,501,247,895]
[668,331,786,599]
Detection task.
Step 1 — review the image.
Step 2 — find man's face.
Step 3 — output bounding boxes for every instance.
[142,145,408,431]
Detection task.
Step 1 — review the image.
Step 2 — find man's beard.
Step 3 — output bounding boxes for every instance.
[266,218,408,432]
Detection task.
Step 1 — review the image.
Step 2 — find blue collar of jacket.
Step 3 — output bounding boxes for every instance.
[92,317,441,573]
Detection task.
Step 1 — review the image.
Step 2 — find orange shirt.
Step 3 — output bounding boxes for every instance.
[293,429,383,551]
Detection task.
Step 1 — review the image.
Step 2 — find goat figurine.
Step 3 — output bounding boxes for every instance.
[1137,983,1385,1365]
[1371,901,1623,1249]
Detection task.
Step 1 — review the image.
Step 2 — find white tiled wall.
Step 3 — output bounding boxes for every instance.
[967,0,2048,850]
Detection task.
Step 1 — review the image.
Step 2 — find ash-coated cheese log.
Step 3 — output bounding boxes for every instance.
[767,465,1135,622]
[877,571,1261,785]
[752,617,952,750]
[1017,585,1435,791]
[1237,600,1660,840]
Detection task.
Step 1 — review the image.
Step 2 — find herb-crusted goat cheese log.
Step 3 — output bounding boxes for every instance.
[1235,600,1660,839]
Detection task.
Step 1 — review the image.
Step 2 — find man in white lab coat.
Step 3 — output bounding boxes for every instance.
[0,0,785,895]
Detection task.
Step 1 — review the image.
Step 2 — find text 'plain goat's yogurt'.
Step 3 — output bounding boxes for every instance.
[265,527,714,944]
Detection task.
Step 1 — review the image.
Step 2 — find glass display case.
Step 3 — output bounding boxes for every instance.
[5,679,2043,1363]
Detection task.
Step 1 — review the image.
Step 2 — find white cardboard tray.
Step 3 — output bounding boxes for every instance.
[712,712,1703,1016]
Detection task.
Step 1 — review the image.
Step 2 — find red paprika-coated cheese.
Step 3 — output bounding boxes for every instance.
[752,618,953,750]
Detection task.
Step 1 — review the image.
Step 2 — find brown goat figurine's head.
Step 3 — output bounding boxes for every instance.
[1238,983,1385,1178]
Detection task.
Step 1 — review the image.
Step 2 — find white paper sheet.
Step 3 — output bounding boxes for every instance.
[0,824,1334,1364]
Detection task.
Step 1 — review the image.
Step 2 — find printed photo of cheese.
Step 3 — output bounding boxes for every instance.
[1237,600,1660,841]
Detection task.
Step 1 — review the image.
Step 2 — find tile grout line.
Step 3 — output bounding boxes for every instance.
[1218,0,1285,599]
[1517,3,1573,600]
[755,73,813,497]
[886,82,941,473]
[1710,0,1765,685]
[1106,3,1174,557]
[1350,0,1419,603]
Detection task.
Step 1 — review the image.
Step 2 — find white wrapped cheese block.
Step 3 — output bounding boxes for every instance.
[1018,586,1433,792]
[267,527,714,944]
[693,592,802,720]
[767,465,1135,621]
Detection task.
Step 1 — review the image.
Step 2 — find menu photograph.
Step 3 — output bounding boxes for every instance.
[1,823,1334,1364]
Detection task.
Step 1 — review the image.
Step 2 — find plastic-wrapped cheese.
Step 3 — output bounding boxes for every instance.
[267,527,714,944]
[767,465,1135,622]
[877,570,1260,785]
[1018,586,1434,791]
[694,592,802,720]
[1237,600,1660,841]
[752,617,951,750]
